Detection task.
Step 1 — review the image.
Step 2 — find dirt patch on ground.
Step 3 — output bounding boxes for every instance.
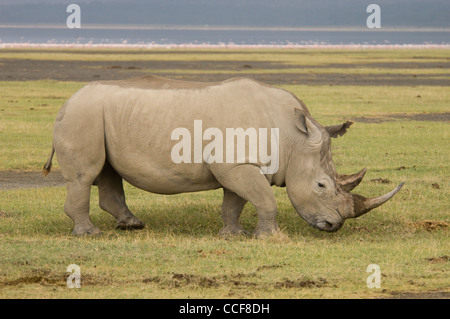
[426,255,449,264]
[0,268,111,287]
[143,273,257,289]
[274,277,329,289]
[170,273,221,288]
[407,220,449,231]
[1,53,450,86]
[390,112,450,122]
[432,183,441,189]
[370,178,392,184]
[142,272,332,290]
[353,112,450,123]
[196,249,234,258]
[0,210,15,218]
[0,170,65,190]
[1,269,68,287]
[351,116,392,124]
[256,263,287,271]
[2,275,63,287]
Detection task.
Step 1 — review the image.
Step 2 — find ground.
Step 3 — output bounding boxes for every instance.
[0,48,448,299]
[1,49,450,86]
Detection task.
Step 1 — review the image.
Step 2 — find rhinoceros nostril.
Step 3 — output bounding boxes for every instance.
[314,220,336,232]
[324,221,335,232]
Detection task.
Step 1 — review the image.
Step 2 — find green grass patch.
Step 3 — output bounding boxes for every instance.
[0,184,448,298]
[0,81,85,170]
[1,48,449,65]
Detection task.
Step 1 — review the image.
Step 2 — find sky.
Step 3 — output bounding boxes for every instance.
[0,0,449,28]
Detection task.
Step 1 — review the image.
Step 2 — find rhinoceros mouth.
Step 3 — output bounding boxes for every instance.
[299,210,344,232]
[306,213,344,232]
[313,220,343,232]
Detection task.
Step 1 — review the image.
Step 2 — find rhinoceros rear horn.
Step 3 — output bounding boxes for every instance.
[338,168,367,192]
[351,182,405,218]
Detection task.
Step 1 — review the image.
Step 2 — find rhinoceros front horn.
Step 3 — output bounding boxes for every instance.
[338,168,367,192]
[351,182,405,218]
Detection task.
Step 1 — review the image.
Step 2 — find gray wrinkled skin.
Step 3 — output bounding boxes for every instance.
[44,75,403,237]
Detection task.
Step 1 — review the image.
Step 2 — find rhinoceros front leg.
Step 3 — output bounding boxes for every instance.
[219,188,249,237]
[211,164,278,238]
[96,162,145,230]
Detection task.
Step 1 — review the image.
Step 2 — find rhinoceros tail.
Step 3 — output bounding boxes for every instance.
[43,146,55,176]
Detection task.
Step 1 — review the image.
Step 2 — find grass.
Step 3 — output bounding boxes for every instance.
[0,81,85,170]
[0,48,449,299]
[1,48,449,64]
[0,186,448,298]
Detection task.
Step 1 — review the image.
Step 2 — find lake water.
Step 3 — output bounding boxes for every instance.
[1,25,449,47]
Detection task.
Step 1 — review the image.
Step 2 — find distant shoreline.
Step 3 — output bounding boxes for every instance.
[1,43,449,49]
[2,24,449,48]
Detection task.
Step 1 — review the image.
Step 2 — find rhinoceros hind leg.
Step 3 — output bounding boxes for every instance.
[54,101,106,236]
[96,162,145,231]
[218,188,249,237]
[65,181,102,236]
[211,164,278,238]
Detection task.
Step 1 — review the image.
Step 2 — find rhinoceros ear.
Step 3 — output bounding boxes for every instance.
[294,108,322,145]
[325,121,353,138]
[294,108,308,134]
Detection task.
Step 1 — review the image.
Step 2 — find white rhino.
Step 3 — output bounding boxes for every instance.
[43,75,403,237]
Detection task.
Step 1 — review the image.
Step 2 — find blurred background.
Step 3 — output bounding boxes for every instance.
[0,0,449,46]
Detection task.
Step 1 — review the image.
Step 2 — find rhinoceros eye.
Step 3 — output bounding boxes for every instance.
[318,182,326,189]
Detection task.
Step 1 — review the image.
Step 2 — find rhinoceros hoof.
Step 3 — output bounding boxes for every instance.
[219,226,250,237]
[72,224,102,236]
[253,226,279,239]
[115,217,145,230]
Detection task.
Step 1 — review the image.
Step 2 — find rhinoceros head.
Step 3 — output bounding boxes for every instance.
[285,105,403,232]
